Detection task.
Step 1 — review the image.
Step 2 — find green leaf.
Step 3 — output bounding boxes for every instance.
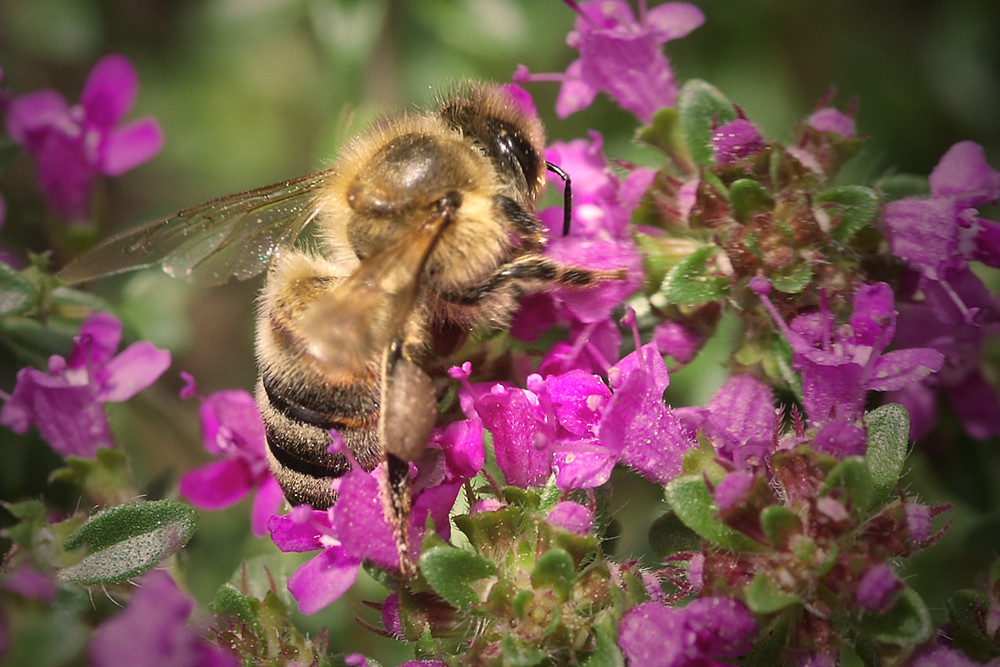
[745,573,800,614]
[648,511,701,558]
[419,546,496,609]
[531,548,575,602]
[730,178,773,223]
[59,500,197,584]
[770,263,813,294]
[817,185,880,243]
[636,107,685,162]
[760,505,801,549]
[663,476,766,552]
[677,79,737,167]
[946,589,997,662]
[213,585,266,644]
[864,404,910,511]
[819,457,873,512]
[863,585,932,646]
[500,635,547,666]
[0,263,39,316]
[662,246,728,305]
[581,614,626,667]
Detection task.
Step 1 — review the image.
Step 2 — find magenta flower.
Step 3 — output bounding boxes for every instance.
[5,54,163,221]
[269,422,473,613]
[618,597,756,666]
[89,570,237,667]
[883,141,1000,283]
[711,117,765,165]
[855,562,903,613]
[515,1,704,122]
[458,340,694,490]
[0,312,170,458]
[177,374,282,537]
[753,280,944,455]
[675,373,776,467]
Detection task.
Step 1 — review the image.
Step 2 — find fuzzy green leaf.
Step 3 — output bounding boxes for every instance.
[760,505,802,549]
[664,475,766,552]
[0,263,38,316]
[662,246,728,305]
[730,178,773,223]
[419,546,496,609]
[864,404,910,511]
[863,585,932,646]
[817,185,880,243]
[745,573,800,614]
[60,500,197,584]
[820,457,873,511]
[531,548,575,602]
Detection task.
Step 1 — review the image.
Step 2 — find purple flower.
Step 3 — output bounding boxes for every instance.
[675,373,775,467]
[754,280,944,454]
[711,117,765,165]
[269,459,463,613]
[618,597,756,666]
[546,500,594,535]
[5,54,163,221]
[855,562,903,613]
[177,374,282,537]
[0,312,170,458]
[515,1,704,122]
[459,340,694,490]
[883,141,1000,282]
[89,570,237,667]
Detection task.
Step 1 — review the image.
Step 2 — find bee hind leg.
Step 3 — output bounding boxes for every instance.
[379,340,437,577]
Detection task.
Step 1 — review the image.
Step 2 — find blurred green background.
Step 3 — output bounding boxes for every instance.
[1,0,998,663]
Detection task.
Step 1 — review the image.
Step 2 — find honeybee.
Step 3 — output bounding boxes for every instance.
[59,83,626,568]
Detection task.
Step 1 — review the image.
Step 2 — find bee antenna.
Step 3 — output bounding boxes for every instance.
[546,161,573,237]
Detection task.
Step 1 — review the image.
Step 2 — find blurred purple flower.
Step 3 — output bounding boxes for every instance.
[753,279,944,455]
[0,312,170,458]
[89,570,237,667]
[855,562,903,613]
[5,54,163,221]
[515,1,704,122]
[177,373,282,537]
[711,117,765,165]
[618,597,756,666]
[880,145,1000,439]
[883,141,1000,283]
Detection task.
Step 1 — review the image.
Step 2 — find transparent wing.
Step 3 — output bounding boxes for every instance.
[298,209,453,367]
[58,168,336,287]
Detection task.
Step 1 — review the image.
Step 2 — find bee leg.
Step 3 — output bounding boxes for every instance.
[379,340,437,577]
[443,256,628,306]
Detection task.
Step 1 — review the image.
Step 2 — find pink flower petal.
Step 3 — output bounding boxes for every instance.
[179,459,253,510]
[100,117,164,175]
[98,341,171,402]
[81,54,138,128]
[288,547,361,614]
